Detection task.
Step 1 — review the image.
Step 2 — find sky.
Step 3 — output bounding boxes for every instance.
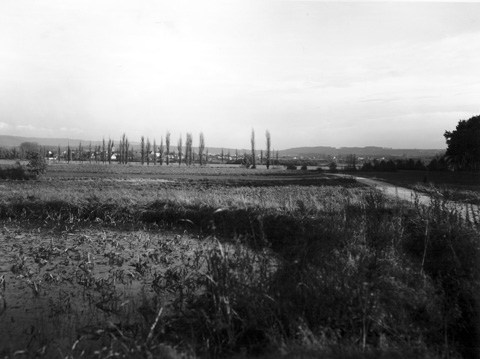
[0,1,479,150]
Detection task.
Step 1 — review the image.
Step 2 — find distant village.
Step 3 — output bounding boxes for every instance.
[0,138,446,172]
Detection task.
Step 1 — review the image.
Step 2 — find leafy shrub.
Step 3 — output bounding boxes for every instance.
[300,165,308,170]
[26,151,47,178]
[286,164,297,170]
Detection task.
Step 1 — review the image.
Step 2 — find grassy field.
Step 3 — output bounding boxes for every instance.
[0,163,479,359]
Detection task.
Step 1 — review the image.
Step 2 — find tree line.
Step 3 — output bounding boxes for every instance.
[0,129,275,168]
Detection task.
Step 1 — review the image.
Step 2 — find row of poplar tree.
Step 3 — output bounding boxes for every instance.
[57,129,274,168]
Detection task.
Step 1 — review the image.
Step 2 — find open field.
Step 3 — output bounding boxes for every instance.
[1,163,479,358]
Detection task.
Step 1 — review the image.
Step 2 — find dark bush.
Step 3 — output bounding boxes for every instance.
[0,162,31,180]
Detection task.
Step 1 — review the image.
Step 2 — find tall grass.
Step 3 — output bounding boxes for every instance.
[0,177,479,358]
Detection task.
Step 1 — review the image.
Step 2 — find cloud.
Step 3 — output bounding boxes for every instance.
[0,122,10,130]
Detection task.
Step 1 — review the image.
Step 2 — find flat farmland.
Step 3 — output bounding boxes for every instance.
[0,163,479,359]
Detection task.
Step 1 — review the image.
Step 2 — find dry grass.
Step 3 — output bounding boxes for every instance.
[0,165,479,359]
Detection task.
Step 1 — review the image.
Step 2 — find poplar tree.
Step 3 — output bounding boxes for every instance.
[266,130,271,169]
[146,138,151,165]
[251,128,256,168]
[124,137,129,164]
[159,136,164,165]
[199,132,205,166]
[120,133,128,164]
[177,136,183,165]
[153,139,157,165]
[107,139,113,165]
[141,136,145,165]
[102,138,106,164]
[166,131,171,165]
[118,136,123,164]
[185,133,192,166]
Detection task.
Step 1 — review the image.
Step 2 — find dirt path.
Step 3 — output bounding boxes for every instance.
[330,174,479,222]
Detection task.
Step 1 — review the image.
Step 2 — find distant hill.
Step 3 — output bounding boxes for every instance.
[0,135,103,148]
[280,146,444,158]
[0,135,444,158]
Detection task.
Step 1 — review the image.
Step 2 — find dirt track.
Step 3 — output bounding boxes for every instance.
[331,174,479,222]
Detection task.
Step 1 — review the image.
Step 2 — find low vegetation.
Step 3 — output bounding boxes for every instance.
[0,164,478,359]
[0,151,47,180]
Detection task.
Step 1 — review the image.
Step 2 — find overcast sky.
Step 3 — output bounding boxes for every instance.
[1,1,479,150]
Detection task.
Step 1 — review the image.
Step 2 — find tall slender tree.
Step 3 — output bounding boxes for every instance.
[199,132,205,166]
[266,130,271,169]
[124,137,129,164]
[251,128,256,168]
[118,136,123,164]
[166,131,171,165]
[102,138,106,164]
[107,140,111,164]
[153,139,157,165]
[185,133,193,166]
[146,138,151,165]
[119,133,127,164]
[177,136,183,166]
[140,136,145,165]
[159,136,164,165]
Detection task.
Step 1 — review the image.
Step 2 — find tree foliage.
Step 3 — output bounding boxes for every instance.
[265,130,271,169]
[166,131,171,165]
[26,151,47,177]
[251,128,256,169]
[159,136,164,165]
[199,132,205,166]
[140,136,145,165]
[444,115,480,171]
[177,136,183,166]
[146,138,151,166]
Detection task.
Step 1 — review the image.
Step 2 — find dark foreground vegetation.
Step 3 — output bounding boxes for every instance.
[0,164,479,359]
